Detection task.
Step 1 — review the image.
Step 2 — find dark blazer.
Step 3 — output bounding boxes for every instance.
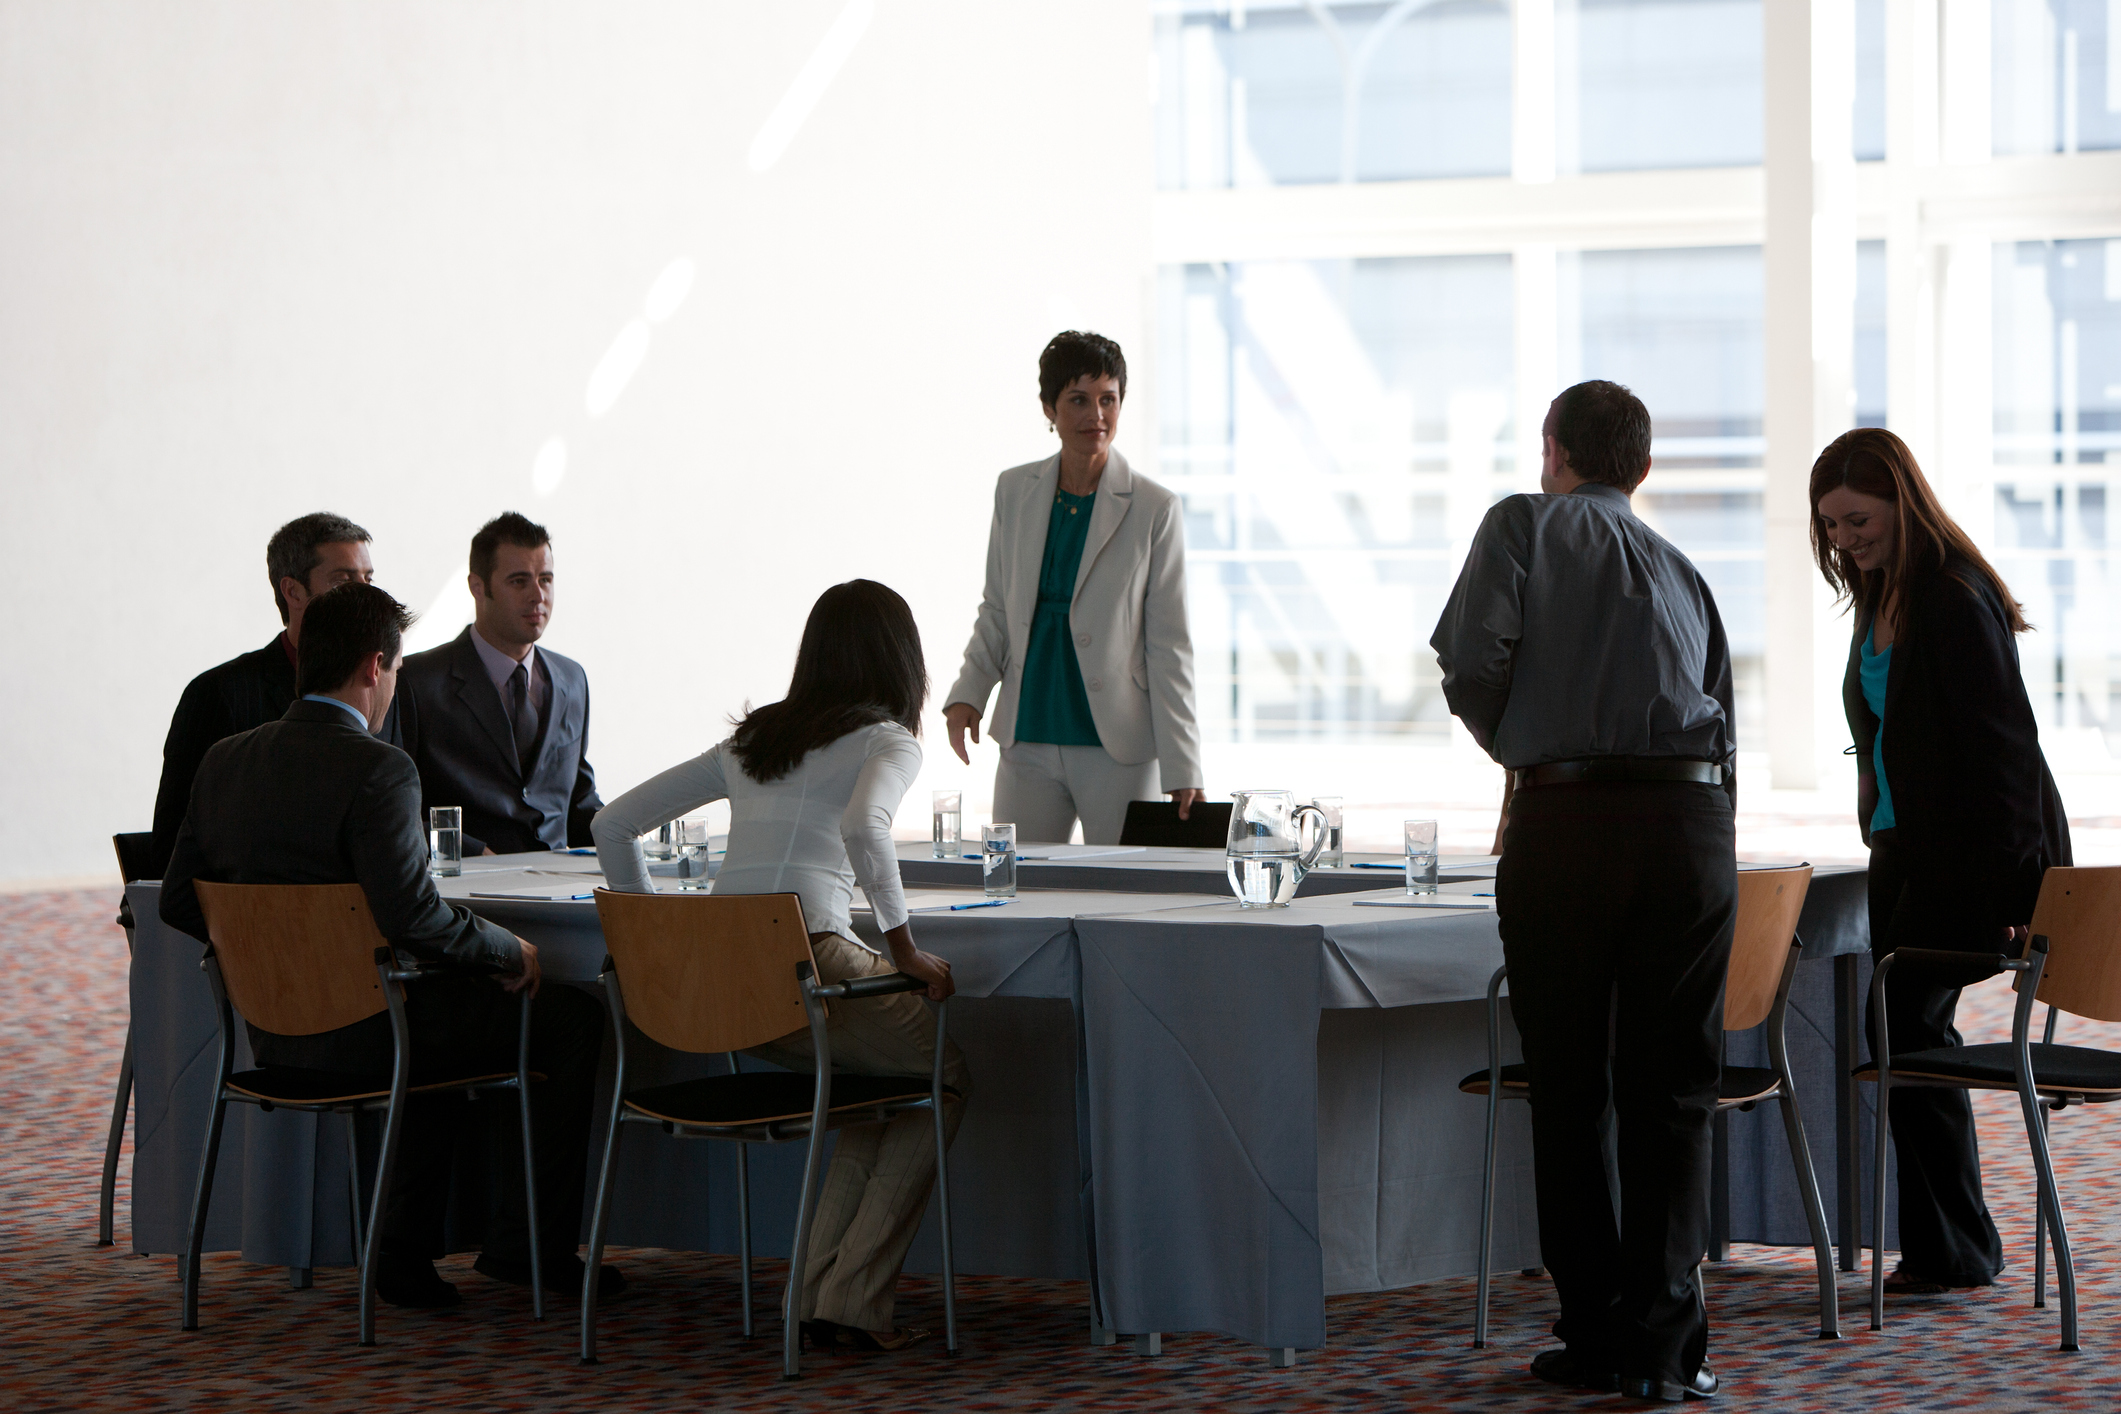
[397,628,602,856]
[1844,555,2072,925]
[150,634,403,878]
[160,700,521,1066]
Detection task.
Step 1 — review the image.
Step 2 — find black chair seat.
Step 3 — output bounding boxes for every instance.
[1459,1062,1785,1105]
[624,1071,952,1129]
[1856,1042,2121,1097]
[227,1065,534,1107]
[1457,1063,1529,1095]
[1718,1066,1784,1107]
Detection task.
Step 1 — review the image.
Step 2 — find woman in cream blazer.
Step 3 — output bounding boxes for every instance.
[944,331,1203,845]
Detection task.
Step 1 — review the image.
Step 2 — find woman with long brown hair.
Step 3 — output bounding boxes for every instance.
[1810,428,2071,1294]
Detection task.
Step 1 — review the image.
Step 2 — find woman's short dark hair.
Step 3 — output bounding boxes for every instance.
[1039,331,1127,409]
[297,583,415,696]
[730,580,928,783]
[266,512,371,625]
[1550,380,1654,493]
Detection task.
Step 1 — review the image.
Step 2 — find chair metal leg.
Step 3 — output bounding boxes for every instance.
[579,1101,627,1364]
[932,998,957,1355]
[1870,1071,1891,1333]
[1835,953,1860,1273]
[2018,1087,2078,1351]
[737,1142,755,1339]
[288,1267,313,1290]
[1474,1083,1500,1348]
[1775,1089,1841,1338]
[2033,1102,2052,1309]
[516,998,544,1324]
[180,1093,230,1331]
[783,1125,830,1380]
[99,1027,134,1247]
[360,1088,409,1348]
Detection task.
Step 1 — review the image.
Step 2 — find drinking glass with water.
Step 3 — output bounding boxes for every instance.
[676,819,712,889]
[982,822,1017,898]
[1403,819,1439,895]
[428,806,462,878]
[933,791,962,860]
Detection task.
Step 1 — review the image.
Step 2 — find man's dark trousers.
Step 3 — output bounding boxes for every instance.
[1496,779,1737,1383]
[256,975,603,1265]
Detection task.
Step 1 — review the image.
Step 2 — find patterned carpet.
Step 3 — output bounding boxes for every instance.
[3,887,2117,1412]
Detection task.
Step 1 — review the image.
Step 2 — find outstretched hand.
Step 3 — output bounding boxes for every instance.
[944,703,982,766]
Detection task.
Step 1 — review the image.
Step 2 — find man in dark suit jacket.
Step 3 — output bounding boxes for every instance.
[150,512,404,877]
[160,583,618,1309]
[398,512,601,856]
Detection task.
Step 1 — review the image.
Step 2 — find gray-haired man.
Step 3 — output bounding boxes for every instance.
[149,512,403,875]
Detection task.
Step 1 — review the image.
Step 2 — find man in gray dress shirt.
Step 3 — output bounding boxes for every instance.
[1432,380,1737,1404]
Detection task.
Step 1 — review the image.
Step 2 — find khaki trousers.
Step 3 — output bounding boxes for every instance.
[995,740,1162,845]
[745,931,971,1331]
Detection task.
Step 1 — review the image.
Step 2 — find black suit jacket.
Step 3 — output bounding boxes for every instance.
[159,700,521,1065]
[397,628,602,856]
[150,634,403,877]
[1844,555,2072,926]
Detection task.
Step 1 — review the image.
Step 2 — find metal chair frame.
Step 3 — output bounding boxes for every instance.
[1467,934,1840,1345]
[99,831,156,1249]
[1863,935,2099,1348]
[579,956,957,1380]
[182,944,543,1345]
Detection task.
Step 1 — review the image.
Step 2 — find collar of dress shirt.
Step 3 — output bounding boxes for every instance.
[301,693,370,731]
[471,624,538,698]
[1567,482,1634,511]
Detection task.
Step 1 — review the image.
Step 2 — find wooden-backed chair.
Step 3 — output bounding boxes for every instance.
[1117,799,1233,849]
[100,832,156,1249]
[1458,864,1839,1344]
[1858,864,2121,1348]
[581,889,959,1380]
[185,881,544,1345]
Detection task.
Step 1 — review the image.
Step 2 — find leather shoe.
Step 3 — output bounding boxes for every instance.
[373,1254,461,1310]
[1619,1365,1719,1402]
[1530,1348,1618,1392]
[474,1250,628,1299]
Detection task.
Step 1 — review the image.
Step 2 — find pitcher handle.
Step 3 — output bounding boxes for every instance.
[1293,805,1328,874]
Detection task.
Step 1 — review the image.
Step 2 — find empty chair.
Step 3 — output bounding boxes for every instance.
[100,831,156,1249]
[1460,864,1838,1344]
[1117,798,1232,849]
[581,888,959,1380]
[1858,864,2121,1349]
[183,881,543,1345]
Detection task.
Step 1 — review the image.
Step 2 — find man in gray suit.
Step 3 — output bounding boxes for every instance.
[398,512,602,857]
[160,583,618,1309]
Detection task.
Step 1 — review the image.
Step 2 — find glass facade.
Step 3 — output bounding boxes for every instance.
[1993,238,2121,742]
[1993,0,2121,156]
[1153,0,1512,189]
[1562,0,1763,173]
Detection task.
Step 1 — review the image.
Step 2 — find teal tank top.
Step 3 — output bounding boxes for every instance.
[1014,489,1102,746]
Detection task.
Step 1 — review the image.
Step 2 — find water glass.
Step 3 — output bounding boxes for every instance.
[676,820,712,889]
[1403,819,1439,895]
[932,790,963,860]
[1312,797,1344,868]
[642,821,677,862]
[982,822,1018,899]
[428,806,462,878]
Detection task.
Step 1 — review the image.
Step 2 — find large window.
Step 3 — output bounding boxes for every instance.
[1993,0,2121,156]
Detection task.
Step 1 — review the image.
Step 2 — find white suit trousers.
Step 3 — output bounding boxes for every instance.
[993,741,1162,846]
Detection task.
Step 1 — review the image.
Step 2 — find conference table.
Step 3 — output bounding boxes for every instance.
[124,844,1877,1360]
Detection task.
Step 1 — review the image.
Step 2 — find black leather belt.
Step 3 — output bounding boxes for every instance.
[1512,757,1725,791]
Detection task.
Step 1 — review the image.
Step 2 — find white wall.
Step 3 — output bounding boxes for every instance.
[0,1,1155,882]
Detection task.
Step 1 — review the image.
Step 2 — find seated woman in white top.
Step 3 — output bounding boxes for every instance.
[592,579,965,1354]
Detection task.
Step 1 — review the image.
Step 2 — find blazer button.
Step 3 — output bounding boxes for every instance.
[1088,678,1103,691]
[1076,633,1091,646]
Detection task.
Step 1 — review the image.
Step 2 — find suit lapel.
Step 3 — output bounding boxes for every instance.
[451,630,522,780]
[1074,449,1135,600]
[1009,455,1060,631]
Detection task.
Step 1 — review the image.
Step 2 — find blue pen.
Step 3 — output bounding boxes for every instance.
[1350,861,1402,869]
[949,898,1009,911]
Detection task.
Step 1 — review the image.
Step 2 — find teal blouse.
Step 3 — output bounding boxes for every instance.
[1860,621,1895,832]
[1014,489,1103,746]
